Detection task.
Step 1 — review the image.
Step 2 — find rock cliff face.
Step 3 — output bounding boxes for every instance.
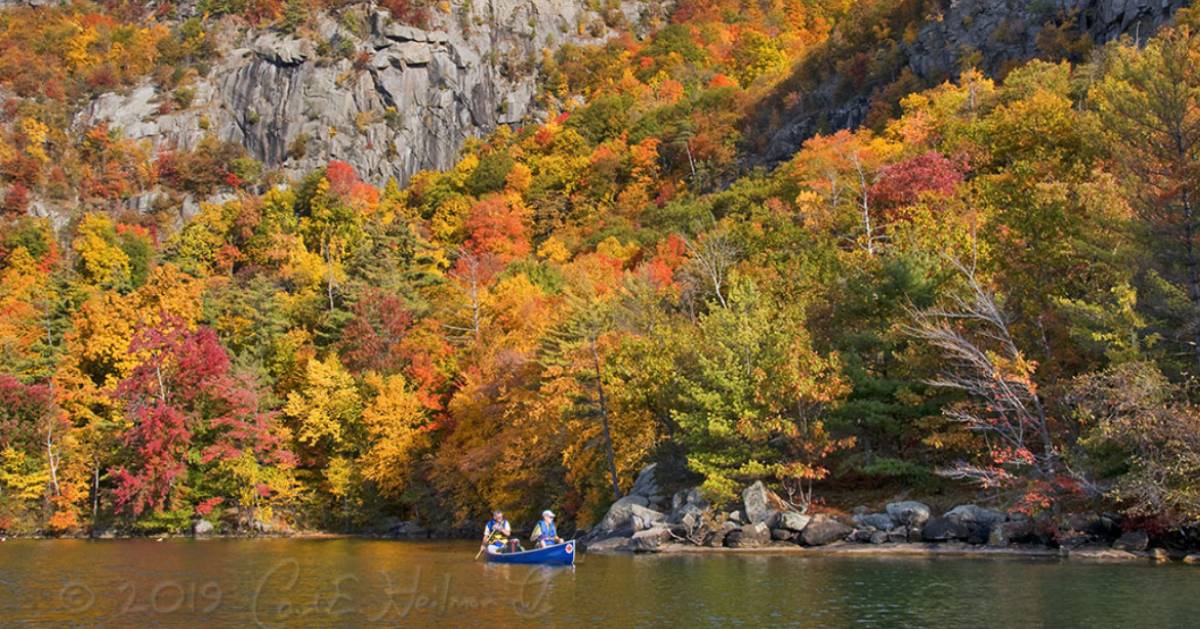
[908,0,1186,81]
[77,1,656,187]
[757,0,1190,166]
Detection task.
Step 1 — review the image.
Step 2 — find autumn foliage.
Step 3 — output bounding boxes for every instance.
[3,2,1200,536]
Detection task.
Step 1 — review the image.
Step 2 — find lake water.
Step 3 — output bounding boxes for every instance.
[0,538,1196,627]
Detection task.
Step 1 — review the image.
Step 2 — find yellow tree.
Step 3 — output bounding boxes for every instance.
[0,247,50,376]
[72,213,131,291]
[295,163,368,312]
[359,373,430,499]
[283,354,363,523]
[790,129,901,255]
[284,355,362,451]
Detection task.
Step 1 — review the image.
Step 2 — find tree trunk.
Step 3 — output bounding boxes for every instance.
[590,338,622,500]
[45,426,60,497]
[324,239,336,313]
[684,139,697,183]
[1181,189,1200,373]
[853,154,875,255]
[92,461,100,525]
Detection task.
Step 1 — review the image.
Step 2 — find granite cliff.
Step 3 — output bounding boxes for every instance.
[76,1,660,190]
[754,0,1190,166]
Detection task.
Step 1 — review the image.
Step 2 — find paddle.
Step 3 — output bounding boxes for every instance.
[476,530,502,560]
[476,537,499,560]
[476,535,495,560]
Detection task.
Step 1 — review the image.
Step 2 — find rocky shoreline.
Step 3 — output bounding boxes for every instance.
[577,465,1200,566]
[647,541,1200,564]
[6,463,1200,567]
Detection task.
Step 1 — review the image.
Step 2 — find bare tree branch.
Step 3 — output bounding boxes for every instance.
[905,258,1061,485]
[683,233,737,309]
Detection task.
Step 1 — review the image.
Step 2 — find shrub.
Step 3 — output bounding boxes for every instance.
[380,0,430,28]
[464,152,514,196]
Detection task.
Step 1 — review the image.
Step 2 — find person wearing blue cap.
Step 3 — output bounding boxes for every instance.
[531,509,563,548]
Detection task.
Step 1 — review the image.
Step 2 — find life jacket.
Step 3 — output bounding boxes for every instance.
[535,519,557,542]
[485,518,509,542]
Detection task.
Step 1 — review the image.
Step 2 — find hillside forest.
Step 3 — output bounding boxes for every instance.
[3,0,1200,536]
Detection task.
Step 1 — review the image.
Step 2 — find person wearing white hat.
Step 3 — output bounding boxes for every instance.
[531,509,563,548]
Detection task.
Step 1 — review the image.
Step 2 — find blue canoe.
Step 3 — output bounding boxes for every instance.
[485,540,576,565]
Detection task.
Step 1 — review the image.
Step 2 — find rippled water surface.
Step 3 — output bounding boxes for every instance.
[1,538,1197,627]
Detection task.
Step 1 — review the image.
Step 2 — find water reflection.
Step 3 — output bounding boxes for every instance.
[1,539,1198,627]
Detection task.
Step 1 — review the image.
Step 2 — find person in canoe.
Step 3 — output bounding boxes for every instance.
[481,510,516,554]
[531,510,564,548]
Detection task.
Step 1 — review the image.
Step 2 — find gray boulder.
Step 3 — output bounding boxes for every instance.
[192,520,215,537]
[630,504,667,532]
[777,512,812,533]
[1065,512,1122,541]
[742,481,788,525]
[945,504,1006,527]
[887,526,910,544]
[1113,530,1150,552]
[771,528,797,542]
[848,529,874,543]
[921,517,969,542]
[584,536,631,553]
[944,504,1006,544]
[800,515,852,546]
[705,521,737,547]
[726,522,771,548]
[670,488,711,530]
[629,463,660,498]
[630,526,673,553]
[886,501,932,527]
[853,512,896,531]
[671,488,707,514]
[595,494,650,534]
[987,518,1035,547]
[674,504,707,531]
[870,531,889,545]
